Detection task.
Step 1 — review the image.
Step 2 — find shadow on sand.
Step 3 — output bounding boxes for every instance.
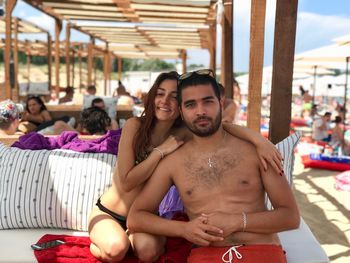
[293,168,350,261]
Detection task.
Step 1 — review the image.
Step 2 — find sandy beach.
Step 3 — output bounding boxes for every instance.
[293,153,350,262]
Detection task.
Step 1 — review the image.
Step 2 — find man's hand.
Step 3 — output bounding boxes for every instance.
[182,215,224,246]
[201,212,241,237]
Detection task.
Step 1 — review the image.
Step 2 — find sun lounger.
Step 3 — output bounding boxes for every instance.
[0,133,329,263]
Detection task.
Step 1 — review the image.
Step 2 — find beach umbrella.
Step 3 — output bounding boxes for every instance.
[294,42,350,123]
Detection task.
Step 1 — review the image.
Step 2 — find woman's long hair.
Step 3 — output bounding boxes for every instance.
[25,96,47,113]
[134,71,182,163]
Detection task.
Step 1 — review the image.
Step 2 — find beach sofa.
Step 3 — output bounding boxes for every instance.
[0,133,329,263]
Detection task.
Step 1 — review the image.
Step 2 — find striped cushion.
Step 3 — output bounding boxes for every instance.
[266,132,301,210]
[0,143,116,231]
[275,132,301,185]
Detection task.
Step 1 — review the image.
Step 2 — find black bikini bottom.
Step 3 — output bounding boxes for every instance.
[96,198,127,230]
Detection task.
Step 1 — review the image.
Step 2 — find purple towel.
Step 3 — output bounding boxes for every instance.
[12,130,122,155]
[159,185,184,219]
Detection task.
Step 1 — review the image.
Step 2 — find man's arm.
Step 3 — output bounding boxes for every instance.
[127,156,224,246]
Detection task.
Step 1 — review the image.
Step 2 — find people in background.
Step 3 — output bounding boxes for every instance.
[59,86,75,104]
[113,80,125,97]
[86,85,97,96]
[91,98,119,130]
[54,107,111,135]
[18,96,52,133]
[116,85,135,106]
[0,100,23,135]
[312,112,332,141]
[329,116,350,155]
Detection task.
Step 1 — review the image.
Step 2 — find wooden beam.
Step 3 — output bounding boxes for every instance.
[4,0,17,100]
[54,18,62,97]
[181,50,187,74]
[269,0,298,143]
[118,57,122,80]
[247,0,266,132]
[65,23,71,88]
[221,0,233,99]
[112,0,140,22]
[47,34,52,92]
[13,19,19,102]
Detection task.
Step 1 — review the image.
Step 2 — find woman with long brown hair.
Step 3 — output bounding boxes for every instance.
[88,71,282,262]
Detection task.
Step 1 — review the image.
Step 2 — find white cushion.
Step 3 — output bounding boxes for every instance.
[83,95,117,120]
[0,143,116,231]
[279,218,329,263]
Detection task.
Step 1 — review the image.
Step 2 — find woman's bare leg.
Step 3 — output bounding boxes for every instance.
[88,207,130,262]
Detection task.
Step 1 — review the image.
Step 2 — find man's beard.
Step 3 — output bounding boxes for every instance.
[183,109,222,137]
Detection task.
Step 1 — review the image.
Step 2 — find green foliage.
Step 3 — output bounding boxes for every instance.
[113,58,175,72]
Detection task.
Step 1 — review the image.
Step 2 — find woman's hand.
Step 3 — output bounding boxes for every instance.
[256,138,283,173]
[157,135,184,157]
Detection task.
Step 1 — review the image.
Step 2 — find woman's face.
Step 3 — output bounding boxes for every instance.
[154,79,179,122]
[27,99,41,115]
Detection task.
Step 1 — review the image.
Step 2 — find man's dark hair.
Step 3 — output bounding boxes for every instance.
[80,107,111,135]
[91,98,104,107]
[177,73,221,106]
[324,112,332,117]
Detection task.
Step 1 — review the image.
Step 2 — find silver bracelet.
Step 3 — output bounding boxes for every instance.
[242,212,247,232]
[153,147,164,159]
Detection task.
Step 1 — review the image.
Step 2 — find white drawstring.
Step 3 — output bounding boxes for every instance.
[222,245,243,263]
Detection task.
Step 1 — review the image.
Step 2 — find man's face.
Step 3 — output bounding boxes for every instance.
[180,84,223,137]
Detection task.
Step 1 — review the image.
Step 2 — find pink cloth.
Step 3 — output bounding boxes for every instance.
[335,172,350,191]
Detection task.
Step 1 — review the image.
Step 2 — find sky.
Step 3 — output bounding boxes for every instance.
[9,0,350,72]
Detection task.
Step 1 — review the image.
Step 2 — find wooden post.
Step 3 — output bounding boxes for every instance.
[247,0,266,132]
[108,53,112,96]
[65,23,71,88]
[209,24,216,73]
[72,51,75,88]
[269,0,298,143]
[13,18,19,102]
[118,57,122,80]
[78,46,82,92]
[221,0,233,99]
[4,0,17,100]
[181,50,187,74]
[26,41,31,90]
[104,43,109,96]
[87,38,94,87]
[55,18,62,97]
[47,34,52,92]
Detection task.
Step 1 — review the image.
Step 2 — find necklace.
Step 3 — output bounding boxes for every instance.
[207,131,227,169]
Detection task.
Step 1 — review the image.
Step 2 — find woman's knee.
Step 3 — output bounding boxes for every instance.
[91,237,130,262]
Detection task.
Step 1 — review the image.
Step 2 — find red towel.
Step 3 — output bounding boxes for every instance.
[34,234,191,263]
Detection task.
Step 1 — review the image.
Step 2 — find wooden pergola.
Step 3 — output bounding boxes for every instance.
[3,0,298,142]
[0,17,51,101]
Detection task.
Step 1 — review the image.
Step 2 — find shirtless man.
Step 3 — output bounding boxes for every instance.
[128,70,300,262]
